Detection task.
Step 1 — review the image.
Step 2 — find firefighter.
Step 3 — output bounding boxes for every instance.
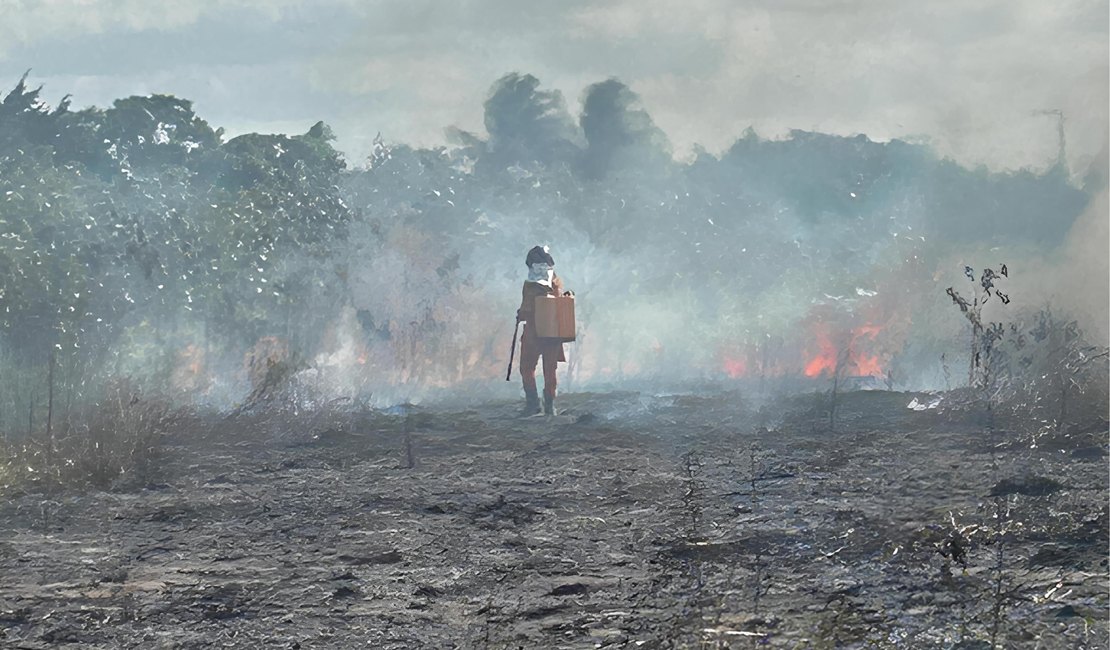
[516,245,568,416]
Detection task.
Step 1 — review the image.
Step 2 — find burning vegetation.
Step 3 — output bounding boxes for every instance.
[0,69,1106,648]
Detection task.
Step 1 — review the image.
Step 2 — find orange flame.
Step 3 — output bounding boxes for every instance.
[804,354,837,377]
[803,322,886,378]
[804,325,838,377]
[854,354,883,377]
[723,356,747,378]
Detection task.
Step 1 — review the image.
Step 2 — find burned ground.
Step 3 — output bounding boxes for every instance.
[0,390,1106,648]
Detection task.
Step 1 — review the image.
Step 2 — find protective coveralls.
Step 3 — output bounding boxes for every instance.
[516,246,567,416]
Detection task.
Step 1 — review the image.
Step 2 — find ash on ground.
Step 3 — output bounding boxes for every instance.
[1,390,1106,649]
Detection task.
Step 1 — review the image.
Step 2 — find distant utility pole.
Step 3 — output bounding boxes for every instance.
[1032,109,1066,172]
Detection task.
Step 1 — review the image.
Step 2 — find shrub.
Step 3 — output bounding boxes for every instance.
[1,380,185,493]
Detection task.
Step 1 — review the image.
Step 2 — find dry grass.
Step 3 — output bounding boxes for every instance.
[1,381,189,493]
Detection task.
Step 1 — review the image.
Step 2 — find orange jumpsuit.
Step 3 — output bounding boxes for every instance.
[518,274,566,398]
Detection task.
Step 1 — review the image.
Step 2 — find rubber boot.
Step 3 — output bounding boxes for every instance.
[543,393,556,416]
[521,388,541,417]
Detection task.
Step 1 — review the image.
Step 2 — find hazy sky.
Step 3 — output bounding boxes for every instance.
[1,0,1106,173]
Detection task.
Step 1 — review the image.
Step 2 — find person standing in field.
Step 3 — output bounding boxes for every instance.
[517,245,568,416]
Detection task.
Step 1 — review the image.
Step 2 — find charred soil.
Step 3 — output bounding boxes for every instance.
[0,390,1106,648]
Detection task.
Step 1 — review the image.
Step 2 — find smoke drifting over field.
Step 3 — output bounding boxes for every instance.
[333,73,1103,404]
[0,71,1105,415]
